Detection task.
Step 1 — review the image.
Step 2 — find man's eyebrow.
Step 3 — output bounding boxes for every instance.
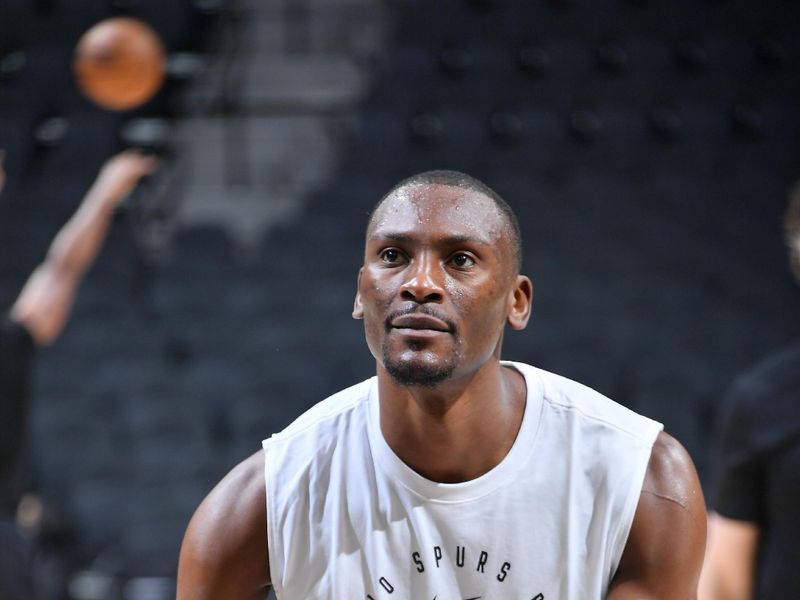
[368,231,414,243]
[443,233,493,246]
[368,231,493,246]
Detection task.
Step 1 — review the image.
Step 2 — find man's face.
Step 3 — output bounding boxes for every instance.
[353,182,529,388]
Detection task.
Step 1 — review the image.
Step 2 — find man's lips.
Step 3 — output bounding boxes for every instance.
[390,313,452,332]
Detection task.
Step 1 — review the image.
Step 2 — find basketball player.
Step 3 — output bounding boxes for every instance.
[177,172,707,599]
[699,186,800,599]
[0,149,157,598]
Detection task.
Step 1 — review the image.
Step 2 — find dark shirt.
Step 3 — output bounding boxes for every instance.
[0,315,35,513]
[712,342,800,599]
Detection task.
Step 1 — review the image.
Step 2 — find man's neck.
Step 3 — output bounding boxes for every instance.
[376,361,527,483]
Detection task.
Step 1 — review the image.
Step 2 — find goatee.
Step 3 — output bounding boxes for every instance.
[382,351,456,388]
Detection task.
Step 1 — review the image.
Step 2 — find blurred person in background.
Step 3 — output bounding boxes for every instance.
[0,149,157,599]
[699,185,800,599]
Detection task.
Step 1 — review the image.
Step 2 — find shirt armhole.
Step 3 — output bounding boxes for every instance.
[607,424,663,582]
[263,441,284,600]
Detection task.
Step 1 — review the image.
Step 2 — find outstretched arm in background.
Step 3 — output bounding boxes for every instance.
[608,431,708,599]
[8,150,157,346]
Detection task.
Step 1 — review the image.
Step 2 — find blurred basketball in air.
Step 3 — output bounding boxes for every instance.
[73,17,166,111]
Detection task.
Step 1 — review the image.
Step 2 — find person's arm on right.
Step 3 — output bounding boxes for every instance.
[698,371,764,600]
[697,512,759,600]
[177,451,271,599]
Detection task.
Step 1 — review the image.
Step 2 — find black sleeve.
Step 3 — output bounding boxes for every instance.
[0,314,36,472]
[710,373,767,523]
[0,314,35,391]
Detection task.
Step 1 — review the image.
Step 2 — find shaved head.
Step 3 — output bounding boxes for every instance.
[368,170,523,273]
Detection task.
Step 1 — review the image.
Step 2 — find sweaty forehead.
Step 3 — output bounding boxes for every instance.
[368,182,506,239]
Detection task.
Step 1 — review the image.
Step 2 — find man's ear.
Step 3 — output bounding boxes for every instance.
[507,275,532,330]
[352,268,364,320]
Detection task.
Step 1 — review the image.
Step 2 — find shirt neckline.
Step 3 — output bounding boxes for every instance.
[366,361,544,503]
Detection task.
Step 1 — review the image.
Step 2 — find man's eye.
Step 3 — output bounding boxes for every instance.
[380,249,403,263]
[450,253,475,268]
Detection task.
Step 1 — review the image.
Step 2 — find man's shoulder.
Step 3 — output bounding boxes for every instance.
[644,431,702,501]
[178,451,267,575]
[508,360,663,444]
[193,451,265,535]
[177,451,271,595]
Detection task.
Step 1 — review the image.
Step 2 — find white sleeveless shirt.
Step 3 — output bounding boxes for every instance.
[263,362,662,599]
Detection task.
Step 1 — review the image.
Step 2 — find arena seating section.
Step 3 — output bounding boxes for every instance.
[1,0,799,597]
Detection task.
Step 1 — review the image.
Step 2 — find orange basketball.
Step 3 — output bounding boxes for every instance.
[73,17,166,111]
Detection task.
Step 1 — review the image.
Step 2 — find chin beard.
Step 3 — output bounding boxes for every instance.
[382,344,457,388]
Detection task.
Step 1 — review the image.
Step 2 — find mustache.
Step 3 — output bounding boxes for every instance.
[384,305,457,335]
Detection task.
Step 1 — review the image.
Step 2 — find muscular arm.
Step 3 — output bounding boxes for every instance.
[608,432,707,600]
[697,513,758,600]
[10,150,156,346]
[177,451,271,600]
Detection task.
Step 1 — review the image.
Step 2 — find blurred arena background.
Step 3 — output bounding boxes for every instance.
[1,0,799,598]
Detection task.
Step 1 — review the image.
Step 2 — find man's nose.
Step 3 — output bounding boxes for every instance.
[400,254,444,303]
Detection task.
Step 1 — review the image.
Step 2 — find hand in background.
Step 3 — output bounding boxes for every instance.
[88,149,159,210]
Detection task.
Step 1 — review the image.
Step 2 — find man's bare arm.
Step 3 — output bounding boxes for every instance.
[697,513,758,600]
[177,451,270,600]
[608,431,707,599]
[10,150,157,346]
